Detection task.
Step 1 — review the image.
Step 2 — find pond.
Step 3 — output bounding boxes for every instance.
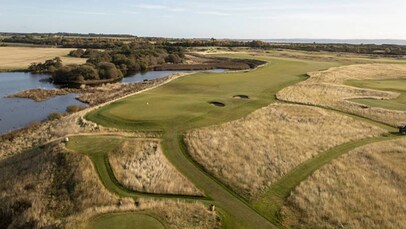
[0,69,224,134]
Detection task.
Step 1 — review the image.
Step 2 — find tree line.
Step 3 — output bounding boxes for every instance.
[5,34,406,57]
[28,42,185,84]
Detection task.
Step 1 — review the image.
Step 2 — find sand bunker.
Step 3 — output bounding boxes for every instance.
[233,95,250,99]
[208,101,226,107]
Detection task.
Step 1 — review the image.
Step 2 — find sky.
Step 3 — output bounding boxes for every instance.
[0,0,405,39]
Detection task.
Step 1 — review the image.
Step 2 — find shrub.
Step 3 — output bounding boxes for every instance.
[47,112,64,121]
[98,62,123,79]
[68,49,85,57]
[66,105,85,114]
[165,54,182,64]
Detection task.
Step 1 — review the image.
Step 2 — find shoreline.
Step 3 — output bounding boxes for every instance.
[0,53,267,158]
[0,71,195,160]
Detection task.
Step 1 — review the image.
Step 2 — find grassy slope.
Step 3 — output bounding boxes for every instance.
[86,212,165,229]
[85,54,341,229]
[0,46,85,71]
[66,135,205,200]
[252,134,404,225]
[347,79,406,111]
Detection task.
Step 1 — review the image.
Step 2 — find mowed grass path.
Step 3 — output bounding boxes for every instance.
[347,79,406,111]
[85,54,341,229]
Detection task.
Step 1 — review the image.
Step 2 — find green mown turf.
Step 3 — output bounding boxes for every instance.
[86,55,340,132]
[86,212,165,229]
[84,54,340,229]
[80,52,406,228]
[347,79,406,111]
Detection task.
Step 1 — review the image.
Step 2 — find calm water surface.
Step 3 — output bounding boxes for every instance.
[0,69,224,134]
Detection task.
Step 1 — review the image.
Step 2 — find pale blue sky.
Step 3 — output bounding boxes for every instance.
[0,0,405,39]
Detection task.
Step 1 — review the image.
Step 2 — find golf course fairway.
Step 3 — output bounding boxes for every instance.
[84,54,342,228]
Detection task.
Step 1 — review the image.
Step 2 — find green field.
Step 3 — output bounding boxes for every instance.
[86,54,339,131]
[347,79,406,111]
[79,52,406,228]
[86,212,165,229]
[83,54,341,229]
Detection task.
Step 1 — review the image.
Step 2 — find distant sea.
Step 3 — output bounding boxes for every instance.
[261,39,406,45]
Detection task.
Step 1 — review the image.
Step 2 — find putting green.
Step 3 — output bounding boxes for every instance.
[86,212,165,229]
[347,79,406,111]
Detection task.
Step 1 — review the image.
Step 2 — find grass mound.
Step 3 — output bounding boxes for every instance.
[109,139,202,196]
[185,103,385,200]
[282,137,406,229]
[0,143,116,228]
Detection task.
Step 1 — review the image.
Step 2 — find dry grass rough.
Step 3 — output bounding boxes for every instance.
[281,137,406,229]
[109,140,201,195]
[277,63,406,126]
[0,143,117,228]
[0,47,85,71]
[0,112,100,160]
[185,103,385,199]
[69,199,220,229]
[0,143,218,229]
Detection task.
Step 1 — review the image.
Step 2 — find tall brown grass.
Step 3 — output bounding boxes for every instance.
[0,142,218,228]
[277,63,406,126]
[281,138,406,229]
[109,140,202,195]
[0,112,100,160]
[0,143,116,228]
[185,103,385,199]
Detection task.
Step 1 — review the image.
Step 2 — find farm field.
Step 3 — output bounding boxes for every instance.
[0,46,86,71]
[281,137,406,228]
[348,79,406,111]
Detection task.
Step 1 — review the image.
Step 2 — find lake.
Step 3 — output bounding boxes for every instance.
[0,69,224,134]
